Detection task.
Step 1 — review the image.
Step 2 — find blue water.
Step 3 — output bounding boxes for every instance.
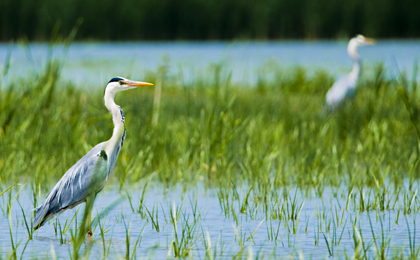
[0,40,419,87]
[1,184,420,259]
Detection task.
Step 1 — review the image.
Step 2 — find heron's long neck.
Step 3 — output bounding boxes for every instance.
[104,90,126,161]
[348,46,361,81]
[349,59,361,81]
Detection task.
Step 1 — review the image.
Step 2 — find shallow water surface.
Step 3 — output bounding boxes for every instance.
[0,41,419,87]
[1,184,420,259]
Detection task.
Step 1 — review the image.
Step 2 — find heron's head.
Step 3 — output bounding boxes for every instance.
[353,35,375,46]
[105,77,153,96]
[348,35,375,58]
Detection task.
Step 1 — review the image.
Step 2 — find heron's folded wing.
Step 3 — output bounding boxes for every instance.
[326,75,356,105]
[34,145,108,228]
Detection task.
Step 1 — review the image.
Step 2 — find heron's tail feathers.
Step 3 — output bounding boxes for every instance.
[33,203,51,230]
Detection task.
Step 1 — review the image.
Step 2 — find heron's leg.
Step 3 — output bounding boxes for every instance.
[85,193,96,237]
[87,213,93,237]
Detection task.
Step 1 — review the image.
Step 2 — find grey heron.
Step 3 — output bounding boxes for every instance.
[33,77,153,235]
[325,35,375,109]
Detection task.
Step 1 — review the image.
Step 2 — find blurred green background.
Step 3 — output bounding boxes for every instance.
[1,0,420,41]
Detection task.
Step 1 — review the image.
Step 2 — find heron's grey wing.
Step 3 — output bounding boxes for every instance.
[326,75,357,107]
[34,144,109,229]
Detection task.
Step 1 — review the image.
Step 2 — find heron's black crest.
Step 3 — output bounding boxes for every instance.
[108,77,125,83]
[104,77,125,95]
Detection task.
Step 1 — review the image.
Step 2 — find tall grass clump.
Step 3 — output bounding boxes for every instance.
[1,58,420,194]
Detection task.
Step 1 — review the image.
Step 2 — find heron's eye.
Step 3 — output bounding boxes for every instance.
[119,80,124,85]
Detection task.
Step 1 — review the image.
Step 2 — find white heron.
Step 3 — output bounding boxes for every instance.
[33,77,153,236]
[325,35,375,109]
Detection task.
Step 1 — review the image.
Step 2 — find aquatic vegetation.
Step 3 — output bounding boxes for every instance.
[1,51,420,258]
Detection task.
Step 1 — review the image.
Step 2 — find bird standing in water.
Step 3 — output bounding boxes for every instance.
[34,77,153,236]
[326,35,375,110]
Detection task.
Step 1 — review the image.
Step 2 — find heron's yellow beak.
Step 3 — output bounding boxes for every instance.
[124,80,154,87]
[364,38,375,44]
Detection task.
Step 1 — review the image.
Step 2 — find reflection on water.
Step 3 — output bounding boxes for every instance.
[1,184,420,259]
[0,41,419,87]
